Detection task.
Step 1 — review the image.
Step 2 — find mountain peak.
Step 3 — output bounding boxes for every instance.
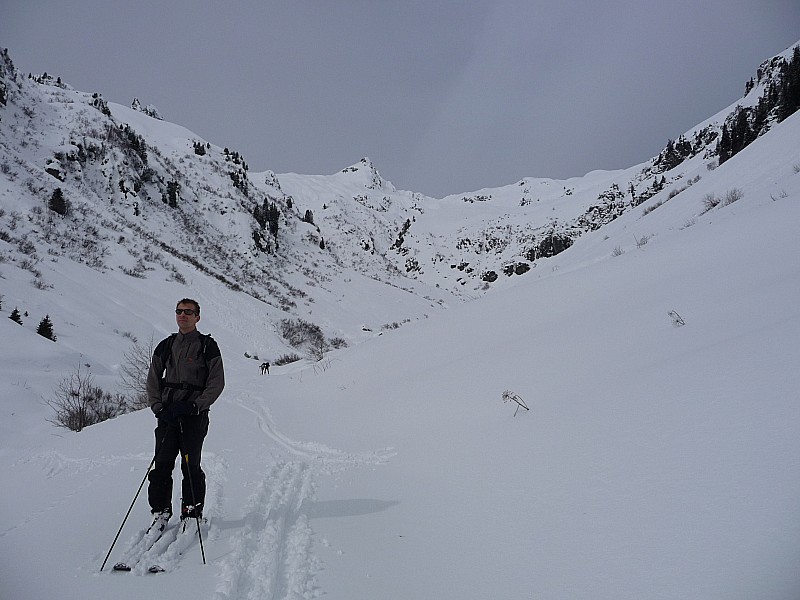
[340,157,395,192]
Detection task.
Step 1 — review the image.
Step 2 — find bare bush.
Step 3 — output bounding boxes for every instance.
[168,265,187,284]
[307,337,328,362]
[329,337,348,349]
[279,318,326,349]
[18,239,37,256]
[31,276,53,290]
[274,352,301,366]
[642,201,664,216]
[122,258,150,278]
[46,365,129,431]
[20,258,39,274]
[118,334,156,409]
[117,330,138,342]
[702,193,720,212]
[723,187,743,205]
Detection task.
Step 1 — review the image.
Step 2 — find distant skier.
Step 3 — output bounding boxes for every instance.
[260,361,270,375]
[145,298,225,532]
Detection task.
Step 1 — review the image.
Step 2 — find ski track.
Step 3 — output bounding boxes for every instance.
[6,389,391,597]
[213,461,318,600]
[206,392,394,599]
[232,392,395,473]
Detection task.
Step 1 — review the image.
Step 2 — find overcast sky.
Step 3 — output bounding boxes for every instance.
[2,1,798,197]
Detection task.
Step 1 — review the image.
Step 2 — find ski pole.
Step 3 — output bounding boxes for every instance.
[180,419,207,565]
[100,428,168,572]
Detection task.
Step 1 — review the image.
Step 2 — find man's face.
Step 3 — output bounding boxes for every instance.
[175,303,200,334]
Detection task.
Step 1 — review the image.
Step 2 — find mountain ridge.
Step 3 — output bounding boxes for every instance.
[0,39,798,346]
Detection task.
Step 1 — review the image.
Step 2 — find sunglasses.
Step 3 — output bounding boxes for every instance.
[175,308,198,316]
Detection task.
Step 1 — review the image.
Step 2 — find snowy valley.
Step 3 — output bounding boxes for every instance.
[1,41,800,599]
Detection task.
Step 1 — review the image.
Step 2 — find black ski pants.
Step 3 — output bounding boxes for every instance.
[147,412,209,514]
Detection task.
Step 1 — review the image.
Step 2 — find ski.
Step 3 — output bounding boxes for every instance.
[111,516,171,573]
[112,533,164,572]
[112,517,207,573]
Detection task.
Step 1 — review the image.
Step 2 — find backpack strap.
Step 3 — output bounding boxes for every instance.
[155,333,177,367]
[157,333,218,365]
[157,333,219,395]
[201,334,220,362]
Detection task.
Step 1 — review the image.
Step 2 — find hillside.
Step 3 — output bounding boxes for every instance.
[1,41,798,343]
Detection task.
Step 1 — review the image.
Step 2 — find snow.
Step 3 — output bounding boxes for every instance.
[2,61,800,600]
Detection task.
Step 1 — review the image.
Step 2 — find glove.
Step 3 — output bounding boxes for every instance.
[156,406,177,426]
[169,401,199,420]
[157,401,198,426]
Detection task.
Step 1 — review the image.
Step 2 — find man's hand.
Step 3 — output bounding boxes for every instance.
[170,401,199,419]
[157,401,198,425]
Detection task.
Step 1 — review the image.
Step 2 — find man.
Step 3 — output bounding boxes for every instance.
[145,298,224,532]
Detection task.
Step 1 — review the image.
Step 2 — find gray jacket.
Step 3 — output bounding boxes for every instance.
[146,329,225,415]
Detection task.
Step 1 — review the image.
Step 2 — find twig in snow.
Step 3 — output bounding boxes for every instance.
[502,390,529,417]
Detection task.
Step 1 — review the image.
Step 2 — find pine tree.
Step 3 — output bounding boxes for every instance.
[780,46,800,120]
[729,108,753,157]
[49,187,68,215]
[751,96,769,137]
[166,180,180,208]
[660,140,681,171]
[9,307,22,325]
[717,124,732,164]
[36,314,56,341]
[267,203,280,237]
[675,135,692,159]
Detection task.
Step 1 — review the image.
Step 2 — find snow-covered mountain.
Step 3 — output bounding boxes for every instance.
[2,41,798,341]
[1,41,799,599]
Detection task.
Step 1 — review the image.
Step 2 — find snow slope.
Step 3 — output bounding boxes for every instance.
[2,107,800,600]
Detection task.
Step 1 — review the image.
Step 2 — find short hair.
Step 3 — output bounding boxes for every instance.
[176,298,200,315]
